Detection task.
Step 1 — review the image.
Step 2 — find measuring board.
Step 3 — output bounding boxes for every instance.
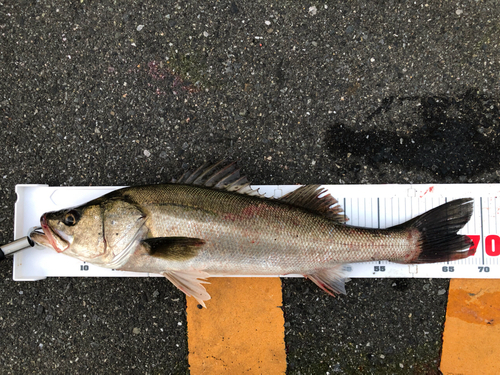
[12,184,500,281]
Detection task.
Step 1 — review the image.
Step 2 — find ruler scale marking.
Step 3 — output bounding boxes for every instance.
[12,184,500,280]
[481,197,485,266]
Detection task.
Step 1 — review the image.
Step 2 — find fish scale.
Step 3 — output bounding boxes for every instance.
[122,185,414,273]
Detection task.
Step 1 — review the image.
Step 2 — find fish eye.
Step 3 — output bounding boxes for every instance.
[63,210,79,226]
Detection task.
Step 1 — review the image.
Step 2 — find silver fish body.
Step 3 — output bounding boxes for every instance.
[30,162,474,306]
[113,185,417,273]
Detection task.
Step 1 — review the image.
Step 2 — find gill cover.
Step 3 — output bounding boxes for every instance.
[101,199,148,265]
[41,196,147,265]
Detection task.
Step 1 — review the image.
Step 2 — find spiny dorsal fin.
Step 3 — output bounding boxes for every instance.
[280,185,348,223]
[172,161,263,197]
[142,237,205,261]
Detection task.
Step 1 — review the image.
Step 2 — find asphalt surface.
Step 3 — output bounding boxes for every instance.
[1,0,499,374]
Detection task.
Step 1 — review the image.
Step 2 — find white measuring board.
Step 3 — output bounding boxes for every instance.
[12,184,500,281]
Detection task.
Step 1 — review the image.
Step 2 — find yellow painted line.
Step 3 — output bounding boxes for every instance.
[187,277,287,374]
[441,279,500,375]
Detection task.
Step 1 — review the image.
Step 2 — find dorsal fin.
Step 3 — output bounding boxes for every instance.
[172,161,263,197]
[280,185,347,223]
[172,162,346,221]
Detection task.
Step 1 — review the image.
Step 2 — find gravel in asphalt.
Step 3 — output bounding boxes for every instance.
[1,0,499,373]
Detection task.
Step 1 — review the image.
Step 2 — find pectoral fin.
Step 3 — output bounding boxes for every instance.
[162,270,211,308]
[305,264,349,296]
[142,237,205,261]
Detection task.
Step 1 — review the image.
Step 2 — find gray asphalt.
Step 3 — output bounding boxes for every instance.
[1,1,499,374]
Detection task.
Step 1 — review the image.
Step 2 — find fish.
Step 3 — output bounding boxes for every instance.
[30,161,474,307]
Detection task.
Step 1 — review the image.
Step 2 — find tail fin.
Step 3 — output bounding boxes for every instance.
[391,198,474,263]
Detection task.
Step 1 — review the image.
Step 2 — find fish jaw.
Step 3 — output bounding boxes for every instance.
[40,213,70,253]
[29,230,52,249]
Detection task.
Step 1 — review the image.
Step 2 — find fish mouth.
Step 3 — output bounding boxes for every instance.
[40,214,70,253]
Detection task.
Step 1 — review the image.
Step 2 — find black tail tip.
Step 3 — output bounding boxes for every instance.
[411,198,474,264]
[416,233,475,263]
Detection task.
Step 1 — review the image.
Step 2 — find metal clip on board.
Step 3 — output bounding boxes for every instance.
[0,231,38,261]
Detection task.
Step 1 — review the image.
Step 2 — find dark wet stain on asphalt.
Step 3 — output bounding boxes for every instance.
[327,90,500,179]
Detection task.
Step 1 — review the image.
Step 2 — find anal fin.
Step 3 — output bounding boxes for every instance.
[305,264,349,296]
[162,270,211,308]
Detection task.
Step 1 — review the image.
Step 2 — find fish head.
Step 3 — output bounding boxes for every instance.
[31,204,107,260]
[30,196,147,265]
